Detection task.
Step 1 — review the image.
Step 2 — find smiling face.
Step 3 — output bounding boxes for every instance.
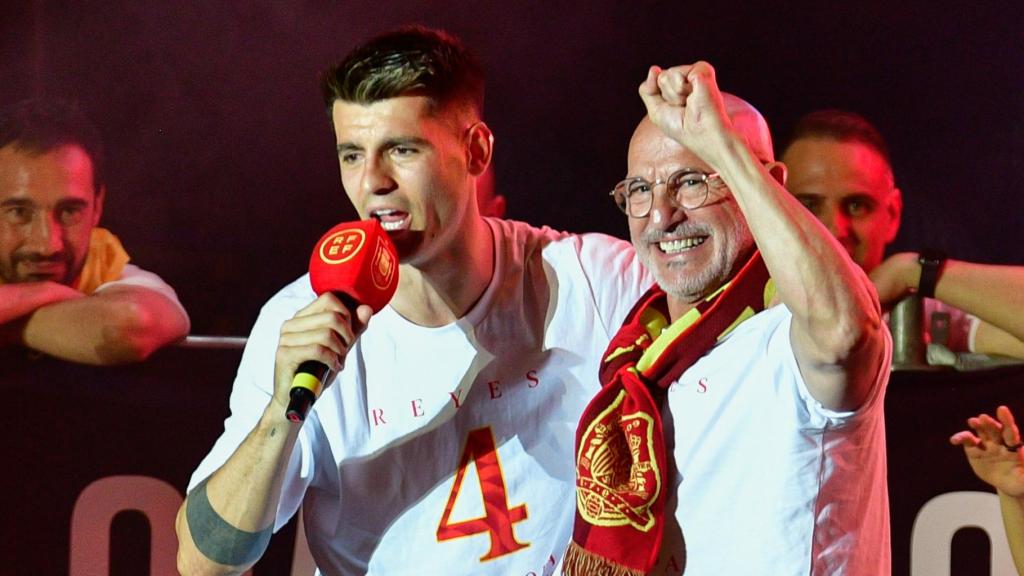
[331,95,479,267]
[0,143,102,285]
[625,118,755,306]
[782,137,901,272]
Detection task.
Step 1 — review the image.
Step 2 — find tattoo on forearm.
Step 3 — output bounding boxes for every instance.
[185,478,272,566]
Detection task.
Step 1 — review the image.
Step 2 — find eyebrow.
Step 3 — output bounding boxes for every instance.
[0,198,34,208]
[56,198,90,209]
[626,167,711,179]
[841,193,880,203]
[0,197,89,210]
[336,136,432,154]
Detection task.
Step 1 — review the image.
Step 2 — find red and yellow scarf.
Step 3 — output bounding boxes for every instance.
[564,251,773,576]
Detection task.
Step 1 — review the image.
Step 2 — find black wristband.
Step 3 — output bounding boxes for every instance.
[917,249,947,299]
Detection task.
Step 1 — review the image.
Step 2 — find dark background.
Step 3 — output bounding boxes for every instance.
[2,1,1021,336]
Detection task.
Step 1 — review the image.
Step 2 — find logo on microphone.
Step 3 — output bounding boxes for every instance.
[319,228,366,265]
[371,236,397,290]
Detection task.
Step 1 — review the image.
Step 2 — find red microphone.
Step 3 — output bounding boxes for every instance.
[286,219,399,422]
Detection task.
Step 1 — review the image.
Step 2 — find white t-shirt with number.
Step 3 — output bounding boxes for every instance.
[188,218,651,575]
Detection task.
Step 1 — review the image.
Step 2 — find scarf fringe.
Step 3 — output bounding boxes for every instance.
[562,541,646,576]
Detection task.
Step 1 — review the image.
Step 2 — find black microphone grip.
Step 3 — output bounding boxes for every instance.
[286,361,332,423]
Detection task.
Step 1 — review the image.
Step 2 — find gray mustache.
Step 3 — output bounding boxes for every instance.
[641,224,710,243]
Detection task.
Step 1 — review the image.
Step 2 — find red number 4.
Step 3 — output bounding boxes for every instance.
[436,427,530,561]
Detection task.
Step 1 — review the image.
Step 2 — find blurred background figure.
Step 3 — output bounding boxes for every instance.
[782,110,1024,362]
[951,405,1024,574]
[0,98,189,364]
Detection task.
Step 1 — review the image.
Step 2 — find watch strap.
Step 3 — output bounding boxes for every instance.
[917,250,947,299]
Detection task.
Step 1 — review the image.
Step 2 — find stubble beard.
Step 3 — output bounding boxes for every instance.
[1,249,79,285]
[638,221,753,305]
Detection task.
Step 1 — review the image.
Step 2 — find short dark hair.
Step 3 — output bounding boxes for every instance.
[320,25,484,120]
[785,109,891,167]
[0,98,106,194]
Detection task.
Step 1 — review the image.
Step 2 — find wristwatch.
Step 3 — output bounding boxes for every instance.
[917,249,947,299]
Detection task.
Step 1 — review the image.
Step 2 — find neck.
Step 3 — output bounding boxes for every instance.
[389,215,494,327]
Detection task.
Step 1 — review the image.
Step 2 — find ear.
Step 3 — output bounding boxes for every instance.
[92,185,106,226]
[465,122,493,177]
[765,161,788,186]
[885,187,903,242]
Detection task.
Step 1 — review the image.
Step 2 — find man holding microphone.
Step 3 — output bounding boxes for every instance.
[176,26,650,575]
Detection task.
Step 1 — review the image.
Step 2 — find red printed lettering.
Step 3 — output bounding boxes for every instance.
[437,427,529,560]
[449,389,464,409]
[371,408,386,426]
[526,370,540,388]
[411,398,425,417]
[697,378,708,394]
[488,381,502,399]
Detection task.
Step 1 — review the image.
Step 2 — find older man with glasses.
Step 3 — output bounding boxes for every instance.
[564,63,892,576]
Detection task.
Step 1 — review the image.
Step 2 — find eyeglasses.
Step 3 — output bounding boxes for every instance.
[610,169,724,218]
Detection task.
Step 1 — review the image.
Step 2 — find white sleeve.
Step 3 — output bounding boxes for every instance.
[94,263,187,318]
[967,314,982,353]
[567,232,653,334]
[776,307,892,428]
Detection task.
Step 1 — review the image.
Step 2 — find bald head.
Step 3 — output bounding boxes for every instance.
[630,93,774,164]
[723,94,774,162]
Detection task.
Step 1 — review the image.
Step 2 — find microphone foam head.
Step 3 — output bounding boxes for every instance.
[309,219,399,312]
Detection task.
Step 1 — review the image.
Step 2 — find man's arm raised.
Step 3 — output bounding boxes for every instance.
[175,293,370,576]
[638,62,887,411]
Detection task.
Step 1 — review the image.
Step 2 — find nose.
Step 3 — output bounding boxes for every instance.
[820,207,851,240]
[360,156,398,197]
[26,211,65,256]
[647,185,687,227]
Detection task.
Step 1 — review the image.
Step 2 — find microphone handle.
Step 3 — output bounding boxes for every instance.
[286,360,333,423]
[284,291,361,423]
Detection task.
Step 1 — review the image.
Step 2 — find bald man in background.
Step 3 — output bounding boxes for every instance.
[782,110,1024,361]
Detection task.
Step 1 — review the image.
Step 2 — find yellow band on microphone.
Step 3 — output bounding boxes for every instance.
[291,372,323,397]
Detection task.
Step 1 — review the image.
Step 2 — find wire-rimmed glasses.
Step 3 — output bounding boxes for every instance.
[610,169,723,218]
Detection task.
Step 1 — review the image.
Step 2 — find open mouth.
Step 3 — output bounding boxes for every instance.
[658,235,707,254]
[371,209,411,232]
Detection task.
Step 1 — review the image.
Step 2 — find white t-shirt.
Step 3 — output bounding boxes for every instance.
[189,218,651,575]
[653,305,892,576]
